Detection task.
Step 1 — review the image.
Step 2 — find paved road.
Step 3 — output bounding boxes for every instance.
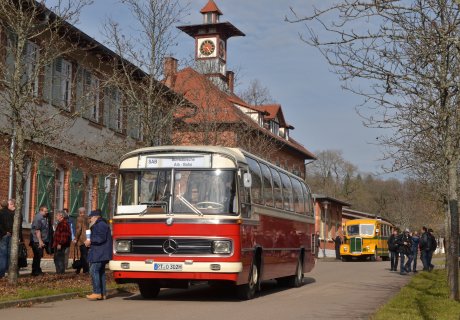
[0,259,412,320]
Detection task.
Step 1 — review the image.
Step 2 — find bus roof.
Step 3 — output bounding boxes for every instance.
[120,145,248,165]
[344,218,394,226]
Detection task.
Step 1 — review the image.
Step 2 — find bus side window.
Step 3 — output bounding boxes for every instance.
[239,169,251,218]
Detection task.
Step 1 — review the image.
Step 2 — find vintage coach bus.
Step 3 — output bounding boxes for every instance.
[109,146,316,300]
[340,218,395,261]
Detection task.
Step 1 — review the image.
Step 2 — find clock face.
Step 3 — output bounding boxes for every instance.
[199,40,216,56]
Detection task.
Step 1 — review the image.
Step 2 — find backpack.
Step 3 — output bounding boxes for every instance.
[429,234,437,251]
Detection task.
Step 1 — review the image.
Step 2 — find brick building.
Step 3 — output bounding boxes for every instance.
[164,0,316,176]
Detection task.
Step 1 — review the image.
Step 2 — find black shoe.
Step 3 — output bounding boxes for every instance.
[76,269,81,274]
[413,270,418,273]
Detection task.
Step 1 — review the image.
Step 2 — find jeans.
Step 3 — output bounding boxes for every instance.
[0,235,11,277]
[399,252,407,273]
[412,251,418,271]
[78,244,89,273]
[54,248,66,274]
[405,254,414,272]
[421,250,430,270]
[31,243,44,275]
[390,250,399,271]
[90,261,108,295]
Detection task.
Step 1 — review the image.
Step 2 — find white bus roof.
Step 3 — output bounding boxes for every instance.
[120,145,248,165]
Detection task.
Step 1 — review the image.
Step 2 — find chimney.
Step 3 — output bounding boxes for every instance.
[226,70,234,93]
[163,57,178,87]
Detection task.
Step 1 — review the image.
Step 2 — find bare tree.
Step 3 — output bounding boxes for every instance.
[238,79,276,106]
[0,0,92,285]
[101,0,192,147]
[287,0,460,299]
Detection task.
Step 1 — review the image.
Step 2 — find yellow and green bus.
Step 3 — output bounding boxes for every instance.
[340,218,395,262]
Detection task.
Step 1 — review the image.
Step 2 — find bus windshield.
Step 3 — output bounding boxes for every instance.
[118,169,237,215]
[347,224,375,236]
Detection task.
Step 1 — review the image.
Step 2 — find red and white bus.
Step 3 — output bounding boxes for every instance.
[109,146,316,299]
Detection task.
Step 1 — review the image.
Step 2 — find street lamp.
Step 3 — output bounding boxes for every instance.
[322,200,330,258]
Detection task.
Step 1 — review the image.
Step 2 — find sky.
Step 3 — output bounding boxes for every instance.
[74,0,392,177]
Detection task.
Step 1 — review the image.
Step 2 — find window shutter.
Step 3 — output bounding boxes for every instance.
[52,58,63,105]
[36,158,55,211]
[69,168,84,217]
[97,175,109,219]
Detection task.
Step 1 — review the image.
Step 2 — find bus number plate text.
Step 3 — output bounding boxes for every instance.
[154,263,183,271]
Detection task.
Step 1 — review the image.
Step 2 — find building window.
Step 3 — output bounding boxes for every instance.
[104,86,123,132]
[55,167,65,212]
[21,159,32,224]
[270,121,280,136]
[5,32,40,97]
[44,57,72,111]
[85,175,93,213]
[127,112,142,141]
[76,67,100,122]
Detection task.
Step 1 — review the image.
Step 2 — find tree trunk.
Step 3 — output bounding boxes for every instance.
[447,163,459,300]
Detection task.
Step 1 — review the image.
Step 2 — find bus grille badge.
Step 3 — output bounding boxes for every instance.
[166,217,174,226]
[163,239,178,254]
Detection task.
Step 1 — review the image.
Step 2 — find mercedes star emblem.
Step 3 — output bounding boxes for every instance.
[162,239,178,254]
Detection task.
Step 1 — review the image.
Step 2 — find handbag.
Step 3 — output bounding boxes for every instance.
[18,242,28,268]
[72,245,82,270]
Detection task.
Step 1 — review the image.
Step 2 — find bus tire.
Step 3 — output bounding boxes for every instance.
[288,257,304,288]
[341,256,350,262]
[236,258,259,300]
[370,248,378,261]
[138,281,161,299]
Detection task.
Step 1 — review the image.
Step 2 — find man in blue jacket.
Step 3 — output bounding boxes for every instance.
[85,209,112,301]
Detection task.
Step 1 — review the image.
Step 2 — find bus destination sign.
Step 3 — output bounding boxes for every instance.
[146,155,211,168]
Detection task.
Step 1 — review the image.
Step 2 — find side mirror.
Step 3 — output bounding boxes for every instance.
[243,172,252,188]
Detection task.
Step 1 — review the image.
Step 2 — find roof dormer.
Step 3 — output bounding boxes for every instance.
[200,0,222,24]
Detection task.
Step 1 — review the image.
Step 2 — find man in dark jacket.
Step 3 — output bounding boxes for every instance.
[419,226,430,271]
[0,200,11,278]
[396,229,412,275]
[332,232,342,259]
[427,228,437,271]
[85,209,113,301]
[387,229,399,272]
[410,231,420,272]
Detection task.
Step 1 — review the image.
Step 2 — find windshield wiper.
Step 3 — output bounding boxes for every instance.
[138,201,169,216]
[176,194,203,216]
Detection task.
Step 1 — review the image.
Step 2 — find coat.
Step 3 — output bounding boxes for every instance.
[75,215,89,246]
[88,218,113,263]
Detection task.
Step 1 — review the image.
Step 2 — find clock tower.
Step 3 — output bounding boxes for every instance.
[178,0,245,90]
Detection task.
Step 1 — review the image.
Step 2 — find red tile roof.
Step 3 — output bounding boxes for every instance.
[167,67,316,159]
[200,0,223,15]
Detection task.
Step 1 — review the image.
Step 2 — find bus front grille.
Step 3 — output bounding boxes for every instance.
[350,238,362,253]
[128,238,214,255]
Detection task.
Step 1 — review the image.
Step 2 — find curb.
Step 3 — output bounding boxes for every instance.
[0,288,120,309]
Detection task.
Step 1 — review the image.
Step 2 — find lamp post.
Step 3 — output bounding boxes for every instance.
[322,200,330,258]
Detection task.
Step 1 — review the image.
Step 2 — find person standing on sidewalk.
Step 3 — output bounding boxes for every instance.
[85,209,112,301]
[427,228,437,271]
[396,229,412,275]
[387,229,399,272]
[0,200,11,278]
[74,207,89,274]
[30,206,50,276]
[420,226,430,271]
[332,232,342,259]
[410,231,420,272]
[52,211,71,274]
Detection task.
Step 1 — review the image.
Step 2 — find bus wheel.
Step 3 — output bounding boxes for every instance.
[236,259,259,300]
[370,249,378,261]
[288,257,304,288]
[341,256,349,262]
[138,281,161,299]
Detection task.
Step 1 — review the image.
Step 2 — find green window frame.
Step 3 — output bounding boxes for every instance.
[36,158,55,211]
[69,168,84,217]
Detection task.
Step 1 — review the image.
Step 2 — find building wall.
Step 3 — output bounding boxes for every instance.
[314,200,344,258]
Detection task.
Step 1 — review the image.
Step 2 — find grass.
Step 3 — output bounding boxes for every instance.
[371,269,460,320]
[0,272,135,303]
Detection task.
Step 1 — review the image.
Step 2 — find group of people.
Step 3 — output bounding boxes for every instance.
[387,226,437,275]
[1,202,112,301]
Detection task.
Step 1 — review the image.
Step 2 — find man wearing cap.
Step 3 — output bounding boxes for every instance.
[85,209,112,301]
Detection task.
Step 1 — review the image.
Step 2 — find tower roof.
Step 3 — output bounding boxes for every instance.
[200,0,223,15]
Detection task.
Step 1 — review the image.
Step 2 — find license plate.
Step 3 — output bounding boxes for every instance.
[154,263,183,271]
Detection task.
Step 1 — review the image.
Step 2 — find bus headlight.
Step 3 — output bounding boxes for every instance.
[212,240,232,254]
[115,240,132,253]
